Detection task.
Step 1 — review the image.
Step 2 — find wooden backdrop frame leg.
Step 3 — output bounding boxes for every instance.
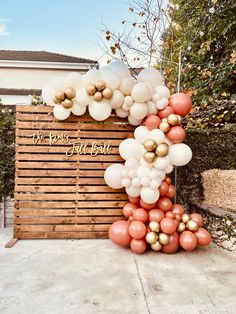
[5,238,19,248]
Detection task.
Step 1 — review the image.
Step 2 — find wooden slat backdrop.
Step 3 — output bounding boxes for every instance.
[14,105,134,239]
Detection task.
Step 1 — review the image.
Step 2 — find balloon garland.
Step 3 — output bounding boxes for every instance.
[42,60,212,254]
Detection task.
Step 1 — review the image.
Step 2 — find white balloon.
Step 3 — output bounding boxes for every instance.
[150,179,161,189]
[116,107,129,118]
[104,164,124,189]
[125,158,140,170]
[165,164,174,174]
[83,69,102,86]
[128,115,142,126]
[71,103,87,116]
[132,177,141,188]
[147,101,158,115]
[110,90,125,109]
[137,164,150,179]
[53,105,70,120]
[141,177,151,187]
[122,103,130,111]
[129,169,137,179]
[65,73,83,90]
[169,144,193,166]
[51,76,66,91]
[102,70,120,90]
[89,101,112,121]
[124,96,133,106]
[137,68,162,88]
[119,77,136,95]
[155,85,171,99]
[164,137,173,146]
[119,138,143,160]
[149,168,165,180]
[41,84,55,106]
[155,98,169,110]
[121,178,131,187]
[121,168,129,178]
[109,61,130,79]
[134,126,149,143]
[148,129,165,144]
[130,102,148,120]
[140,187,160,204]
[126,185,141,197]
[154,156,170,170]
[75,88,92,107]
[131,83,152,102]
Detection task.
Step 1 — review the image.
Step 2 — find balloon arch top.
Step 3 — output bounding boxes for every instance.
[42,61,212,254]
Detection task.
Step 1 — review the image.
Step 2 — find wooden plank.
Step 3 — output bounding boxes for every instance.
[4,238,19,248]
[15,177,78,184]
[16,161,78,169]
[14,231,109,239]
[14,193,127,201]
[15,201,127,208]
[15,185,120,193]
[14,216,120,224]
[14,208,123,216]
[15,224,112,232]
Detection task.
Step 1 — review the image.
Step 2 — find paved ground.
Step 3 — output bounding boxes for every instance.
[0,228,236,314]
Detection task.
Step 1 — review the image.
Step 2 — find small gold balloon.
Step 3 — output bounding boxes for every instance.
[93,91,103,102]
[167,113,179,126]
[186,220,199,232]
[146,231,158,244]
[55,90,65,102]
[64,87,76,100]
[149,221,160,233]
[182,213,190,223]
[151,241,162,252]
[177,222,186,233]
[102,87,113,99]
[162,118,168,123]
[143,151,156,164]
[155,143,169,157]
[144,139,157,152]
[53,97,60,104]
[159,233,170,245]
[159,121,170,133]
[95,80,106,91]
[176,114,183,125]
[62,99,73,109]
[86,84,96,96]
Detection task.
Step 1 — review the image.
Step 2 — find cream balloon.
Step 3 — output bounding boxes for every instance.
[137,164,150,179]
[154,85,171,99]
[126,185,141,198]
[102,70,120,90]
[140,187,160,204]
[130,102,148,120]
[124,96,133,106]
[119,138,143,160]
[137,68,162,88]
[147,101,158,115]
[51,76,66,92]
[128,115,142,126]
[71,103,87,116]
[83,69,102,86]
[104,164,124,189]
[116,107,129,118]
[75,88,92,107]
[53,104,70,120]
[134,126,149,144]
[41,84,55,106]
[125,158,140,170]
[119,77,136,95]
[109,61,131,79]
[131,83,152,102]
[169,144,193,166]
[148,129,165,144]
[110,90,125,109]
[65,72,83,90]
[88,101,112,121]
[155,98,168,110]
[154,156,170,170]
[149,168,166,180]
[165,164,174,174]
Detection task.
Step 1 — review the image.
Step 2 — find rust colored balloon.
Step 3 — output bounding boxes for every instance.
[128,221,147,240]
[145,115,161,130]
[133,208,148,223]
[169,93,192,117]
[159,181,169,196]
[148,209,165,222]
[123,203,137,218]
[130,238,147,254]
[160,217,177,234]
[128,196,140,206]
[166,126,186,143]
[164,177,172,185]
[190,213,204,227]
[162,231,179,254]
[109,220,131,247]
[179,231,197,251]
[156,197,173,213]
[172,204,185,216]
[195,228,212,246]
[158,106,175,119]
[165,211,175,219]
[166,184,176,199]
[140,200,156,210]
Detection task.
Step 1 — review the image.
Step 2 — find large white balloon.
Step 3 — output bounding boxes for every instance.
[130,102,148,120]
[109,61,131,79]
[119,138,143,160]
[110,90,125,109]
[169,144,193,166]
[137,164,150,179]
[102,70,120,90]
[104,164,124,189]
[83,69,102,86]
[148,129,165,144]
[89,101,112,121]
[126,185,141,197]
[134,126,149,143]
[119,77,136,95]
[51,77,66,91]
[71,103,87,116]
[128,115,142,126]
[66,73,83,90]
[75,88,92,107]
[154,85,170,99]
[53,105,70,120]
[149,168,166,181]
[154,156,170,170]
[131,83,152,102]
[125,158,140,170]
[41,84,55,106]
[140,187,160,204]
[137,68,162,88]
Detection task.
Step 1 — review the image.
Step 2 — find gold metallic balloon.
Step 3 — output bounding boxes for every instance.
[102,87,113,99]
[186,220,199,232]
[151,241,162,252]
[93,91,103,102]
[167,114,179,126]
[53,97,60,104]
[155,143,169,157]
[143,151,156,164]
[144,139,157,152]
[64,87,76,100]
[149,221,160,233]
[177,222,186,233]
[176,114,183,125]
[162,118,168,123]
[86,84,96,96]
[181,213,190,223]
[158,233,170,245]
[55,90,65,102]
[62,99,73,109]
[146,231,158,244]
[159,121,170,133]
[95,80,106,91]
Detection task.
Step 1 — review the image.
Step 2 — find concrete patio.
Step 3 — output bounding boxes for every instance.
[0,228,235,314]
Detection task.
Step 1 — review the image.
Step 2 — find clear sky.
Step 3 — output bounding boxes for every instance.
[0,0,130,64]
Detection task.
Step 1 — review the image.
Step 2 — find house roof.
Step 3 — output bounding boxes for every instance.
[0,50,98,64]
[0,88,41,96]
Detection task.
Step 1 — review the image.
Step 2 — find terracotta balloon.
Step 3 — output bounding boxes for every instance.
[195,228,212,246]
[165,211,175,219]
[158,181,169,196]
[130,238,147,254]
[158,106,175,119]
[160,217,177,234]
[129,221,147,240]
[109,220,132,247]
[169,93,192,117]
[179,231,197,251]
[162,232,179,254]
[133,208,148,223]
[128,196,140,206]
[166,184,176,199]
[145,115,161,130]
[156,197,173,213]
[140,200,156,210]
[190,213,204,227]
[166,126,186,143]
[164,177,172,184]
[148,209,165,222]
[123,203,137,218]
[172,204,185,216]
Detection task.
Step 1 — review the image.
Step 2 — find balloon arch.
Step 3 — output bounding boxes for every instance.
[42,61,212,254]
